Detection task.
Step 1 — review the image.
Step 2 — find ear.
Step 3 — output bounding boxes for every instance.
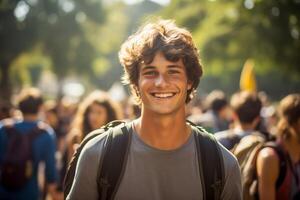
[232,112,239,121]
[252,116,261,128]
[187,81,193,90]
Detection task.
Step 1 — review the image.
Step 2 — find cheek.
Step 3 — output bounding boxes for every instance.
[90,110,107,124]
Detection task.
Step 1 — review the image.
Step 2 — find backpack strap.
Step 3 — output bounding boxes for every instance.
[190,122,225,200]
[63,120,126,198]
[262,142,287,189]
[97,122,132,200]
[63,128,105,197]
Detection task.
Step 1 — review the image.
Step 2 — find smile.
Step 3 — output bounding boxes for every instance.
[151,93,176,98]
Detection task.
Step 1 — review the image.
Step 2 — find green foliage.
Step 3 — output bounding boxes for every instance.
[2,0,299,101]
[0,0,106,100]
[161,0,300,99]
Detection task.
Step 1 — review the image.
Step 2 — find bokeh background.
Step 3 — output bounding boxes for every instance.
[1,0,299,103]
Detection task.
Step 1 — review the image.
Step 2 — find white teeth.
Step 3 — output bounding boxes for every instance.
[153,93,174,98]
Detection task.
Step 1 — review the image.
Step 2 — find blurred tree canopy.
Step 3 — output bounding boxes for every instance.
[161,0,300,98]
[0,0,105,101]
[1,0,299,103]
[0,0,163,102]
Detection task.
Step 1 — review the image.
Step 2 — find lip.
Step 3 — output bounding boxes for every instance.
[149,92,177,99]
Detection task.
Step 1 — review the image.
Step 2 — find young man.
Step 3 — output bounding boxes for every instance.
[66,19,242,200]
[0,88,61,200]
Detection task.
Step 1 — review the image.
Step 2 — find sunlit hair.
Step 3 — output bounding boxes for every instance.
[277,94,300,140]
[70,90,122,142]
[206,90,228,113]
[119,19,203,104]
[17,87,43,115]
[230,91,262,123]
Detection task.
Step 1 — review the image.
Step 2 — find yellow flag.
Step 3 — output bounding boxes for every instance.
[240,59,257,92]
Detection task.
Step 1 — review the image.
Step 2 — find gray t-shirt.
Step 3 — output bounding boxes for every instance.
[67,124,242,200]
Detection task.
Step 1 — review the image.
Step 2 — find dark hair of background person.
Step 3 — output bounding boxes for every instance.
[17,87,44,115]
[230,91,262,124]
[205,90,228,113]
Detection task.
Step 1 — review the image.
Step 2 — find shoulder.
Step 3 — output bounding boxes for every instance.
[191,125,239,171]
[0,118,15,127]
[218,141,240,171]
[215,129,240,150]
[78,129,110,161]
[78,121,132,163]
[257,147,280,167]
[0,118,17,132]
[217,138,243,199]
[38,121,56,137]
[214,129,232,140]
[256,146,280,185]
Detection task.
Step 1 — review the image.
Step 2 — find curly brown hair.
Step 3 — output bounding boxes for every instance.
[70,90,122,142]
[119,19,203,103]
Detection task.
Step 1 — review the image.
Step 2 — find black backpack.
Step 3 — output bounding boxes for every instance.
[64,120,225,200]
[0,121,46,191]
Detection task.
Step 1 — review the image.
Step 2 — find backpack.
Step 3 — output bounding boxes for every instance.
[64,120,225,200]
[232,133,287,200]
[0,121,46,191]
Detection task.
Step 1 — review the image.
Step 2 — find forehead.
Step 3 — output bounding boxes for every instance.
[141,51,185,70]
[89,102,105,110]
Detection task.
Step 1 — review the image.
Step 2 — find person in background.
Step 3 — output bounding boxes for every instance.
[188,89,231,133]
[215,91,263,150]
[0,101,12,120]
[256,93,300,200]
[67,90,122,162]
[0,87,61,200]
[44,100,69,193]
[259,91,278,136]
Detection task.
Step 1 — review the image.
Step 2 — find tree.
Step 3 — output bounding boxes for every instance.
[161,0,300,98]
[0,0,105,102]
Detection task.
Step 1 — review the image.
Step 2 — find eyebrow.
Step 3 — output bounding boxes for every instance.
[168,64,184,69]
[141,64,184,71]
[141,65,156,71]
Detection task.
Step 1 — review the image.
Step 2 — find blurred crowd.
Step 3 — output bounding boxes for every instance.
[0,87,299,199]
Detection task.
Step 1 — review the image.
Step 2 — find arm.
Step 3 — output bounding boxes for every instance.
[219,144,243,200]
[66,134,105,200]
[48,184,63,200]
[256,147,279,200]
[43,129,61,199]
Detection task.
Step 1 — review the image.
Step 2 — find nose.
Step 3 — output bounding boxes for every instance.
[155,74,168,87]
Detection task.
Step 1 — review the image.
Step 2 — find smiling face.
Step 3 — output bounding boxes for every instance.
[136,51,192,116]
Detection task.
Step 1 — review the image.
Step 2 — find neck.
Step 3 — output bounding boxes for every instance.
[134,111,191,150]
[236,121,256,132]
[23,114,39,122]
[281,134,300,164]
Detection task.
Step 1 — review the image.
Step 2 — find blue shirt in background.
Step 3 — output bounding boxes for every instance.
[0,120,58,200]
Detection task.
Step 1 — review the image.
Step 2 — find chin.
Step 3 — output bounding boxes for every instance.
[151,106,182,115]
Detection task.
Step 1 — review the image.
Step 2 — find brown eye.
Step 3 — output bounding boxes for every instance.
[169,70,180,74]
[143,71,157,76]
